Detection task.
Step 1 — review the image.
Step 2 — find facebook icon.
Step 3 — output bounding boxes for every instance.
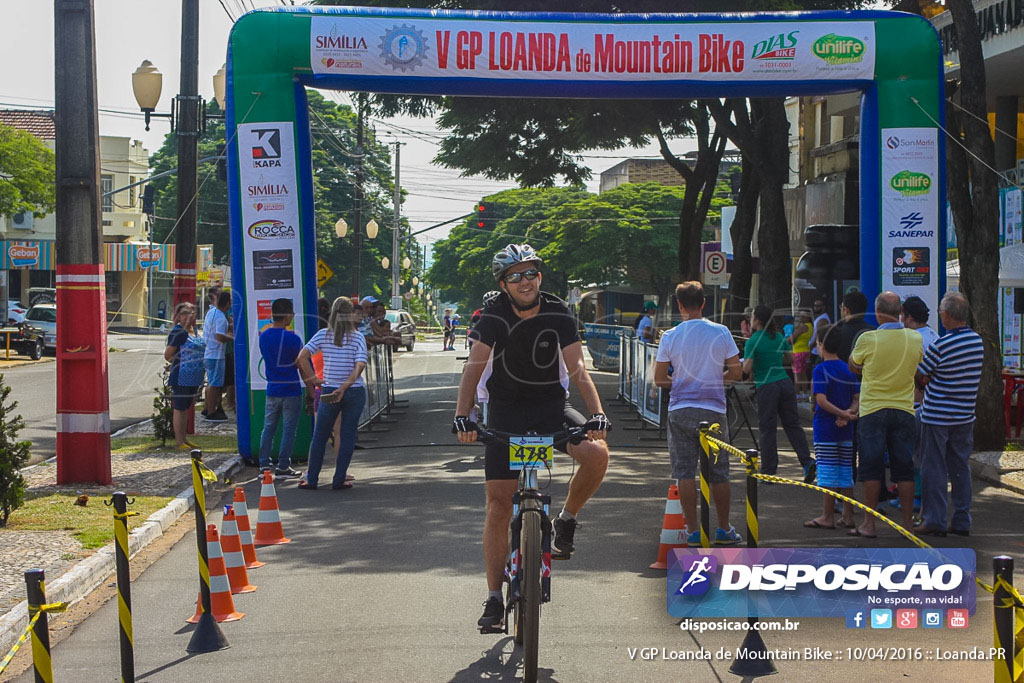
[845,610,866,629]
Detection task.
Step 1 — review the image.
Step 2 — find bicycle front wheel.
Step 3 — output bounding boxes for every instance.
[520,509,542,682]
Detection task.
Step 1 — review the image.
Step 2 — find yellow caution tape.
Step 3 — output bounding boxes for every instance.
[0,612,41,676]
[36,602,68,614]
[112,511,139,520]
[196,460,218,483]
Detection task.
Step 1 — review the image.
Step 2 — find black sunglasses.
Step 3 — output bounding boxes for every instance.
[503,268,540,284]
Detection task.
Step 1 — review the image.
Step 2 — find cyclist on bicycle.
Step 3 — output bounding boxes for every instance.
[453,243,610,632]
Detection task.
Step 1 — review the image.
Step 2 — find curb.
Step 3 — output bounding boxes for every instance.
[0,455,246,656]
[969,455,1024,497]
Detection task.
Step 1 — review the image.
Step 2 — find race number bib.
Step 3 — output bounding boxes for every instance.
[508,435,554,471]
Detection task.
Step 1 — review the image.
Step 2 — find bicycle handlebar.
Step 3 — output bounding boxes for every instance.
[474,425,588,449]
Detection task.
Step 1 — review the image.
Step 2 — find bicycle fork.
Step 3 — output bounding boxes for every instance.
[505,490,553,629]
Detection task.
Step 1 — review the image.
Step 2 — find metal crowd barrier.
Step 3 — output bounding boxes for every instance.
[358,342,395,429]
[612,329,667,438]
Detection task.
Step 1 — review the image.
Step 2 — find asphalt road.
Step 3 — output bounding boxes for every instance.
[7,332,171,465]
[16,340,1024,682]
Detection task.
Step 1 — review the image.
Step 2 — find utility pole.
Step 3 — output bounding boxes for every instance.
[352,95,364,298]
[391,141,401,310]
[174,0,199,307]
[54,0,111,484]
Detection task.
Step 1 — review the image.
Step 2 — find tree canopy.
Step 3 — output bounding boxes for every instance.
[0,123,55,219]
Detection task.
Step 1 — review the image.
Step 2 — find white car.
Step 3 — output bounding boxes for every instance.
[6,300,27,325]
[22,303,56,350]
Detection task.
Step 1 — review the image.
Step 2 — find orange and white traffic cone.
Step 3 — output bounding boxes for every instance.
[220,506,257,594]
[649,484,688,570]
[187,525,244,623]
[232,487,265,569]
[253,470,291,546]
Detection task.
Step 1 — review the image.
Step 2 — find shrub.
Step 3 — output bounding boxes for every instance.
[0,373,32,526]
[151,372,174,446]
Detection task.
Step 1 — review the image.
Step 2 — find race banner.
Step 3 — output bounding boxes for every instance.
[311,17,876,83]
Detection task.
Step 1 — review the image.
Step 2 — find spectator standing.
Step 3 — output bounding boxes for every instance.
[443,307,454,350]
[637,301,658,343]
[834,291,875,363]
[297,296,368,490]
[739,306,753,339]
[848,291,923,536]
[913,293,984,537]
[653,281,743,546]
[257,298,303,477]
[808,297,831,366]
[742,305,815,481]
[804,325,859,529]
[201,290,232,422]
[789,309,813,396]
[371,302,401,347]
[164,302,203,451]
[901,294,939,512]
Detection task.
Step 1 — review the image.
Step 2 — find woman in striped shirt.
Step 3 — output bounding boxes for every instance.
[297,296,367,490]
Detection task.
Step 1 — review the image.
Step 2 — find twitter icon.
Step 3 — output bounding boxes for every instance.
[870,609,892,629]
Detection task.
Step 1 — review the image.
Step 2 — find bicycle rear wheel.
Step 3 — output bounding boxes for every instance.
[520,509,542,682]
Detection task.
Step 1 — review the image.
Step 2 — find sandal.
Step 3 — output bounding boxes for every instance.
[847,528,877,538]
[331,481,353,490]
[803,519,835,529]
[837,519,856,529]
[297,479,317,490]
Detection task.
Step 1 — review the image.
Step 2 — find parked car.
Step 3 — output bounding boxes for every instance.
[22,303,57,352]
[384,309,416,351]
[0,324,45,360]
[6,300,27,325]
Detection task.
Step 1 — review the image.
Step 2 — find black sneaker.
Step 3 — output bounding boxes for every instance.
[803,459,817,484]
[477,597,504,632]
[274,467,301,477]
[206,409,228,423]
[552,516,578,558]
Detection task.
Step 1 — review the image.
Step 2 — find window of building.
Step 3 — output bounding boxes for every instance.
[105,271,121,312]
[101,174,113,212]
[129,176,137,208]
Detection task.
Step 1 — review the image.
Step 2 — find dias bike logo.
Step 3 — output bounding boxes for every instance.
[811,33,866,65]
[752,31,799,61]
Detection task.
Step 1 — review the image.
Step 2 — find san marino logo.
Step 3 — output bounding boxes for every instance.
[890,170,932,196]
[812,33,866,65]
[676,555,718,596]
[379,24,428,72]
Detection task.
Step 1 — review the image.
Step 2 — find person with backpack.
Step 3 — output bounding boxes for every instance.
[164,302,205,451]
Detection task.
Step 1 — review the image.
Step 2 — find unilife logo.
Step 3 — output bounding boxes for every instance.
[812,34,866,65]
[890,170,932,196]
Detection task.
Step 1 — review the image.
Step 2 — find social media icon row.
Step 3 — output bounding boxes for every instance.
[846,609,968,629]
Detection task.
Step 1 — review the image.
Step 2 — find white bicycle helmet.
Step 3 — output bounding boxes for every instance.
[491,243,542,281]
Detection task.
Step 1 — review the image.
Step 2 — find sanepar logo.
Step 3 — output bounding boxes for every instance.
[890,170,932,196]
[752,31,799,60]
[812,34,866,65]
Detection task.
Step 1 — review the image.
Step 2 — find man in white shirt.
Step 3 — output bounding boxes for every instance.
[636,301,657,342]
[202,290,232,422]
[653,281,743,546]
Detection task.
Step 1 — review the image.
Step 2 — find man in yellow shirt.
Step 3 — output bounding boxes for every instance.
[848,291,923,537]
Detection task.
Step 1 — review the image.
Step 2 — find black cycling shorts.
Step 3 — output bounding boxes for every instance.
[484,397,587,480]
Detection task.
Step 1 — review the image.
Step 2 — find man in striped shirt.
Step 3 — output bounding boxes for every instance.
[912,292,984,537]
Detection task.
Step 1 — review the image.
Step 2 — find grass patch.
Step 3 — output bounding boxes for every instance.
[6,494,173,549]
[1006,441,1023,451]
[110,434,237,455]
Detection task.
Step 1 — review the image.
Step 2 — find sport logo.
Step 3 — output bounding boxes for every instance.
[248,220,296,240]
[379,24,428,72]
[250,128,282,167]
[8,244,39,268]
[752,31,799,60]
[676,555,718,596]
[895,248,927,266]
[890,170,932,196]
[811,34,866,65]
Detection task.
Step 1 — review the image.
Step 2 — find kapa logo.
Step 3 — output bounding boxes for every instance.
[890,170,932,196]
[8,244,39,267]
[752,31,799,60]
[248,220,296,240]
[676,555,718,596]
[250,129,282,167]
[811,34,866,65]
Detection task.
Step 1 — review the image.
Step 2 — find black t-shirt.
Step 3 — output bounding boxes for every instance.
[165,324,188,386]
[836,317,876,362]
[471,291,581,402]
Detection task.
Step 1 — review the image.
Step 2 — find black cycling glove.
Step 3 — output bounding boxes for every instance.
[584,413,611,433]
[452,416,479,434]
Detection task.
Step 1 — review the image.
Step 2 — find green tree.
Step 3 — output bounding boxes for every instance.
[0,123,56,218]
[0,374,31,527]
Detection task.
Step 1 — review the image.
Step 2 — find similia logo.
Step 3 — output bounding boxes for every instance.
[890,170,932,196]
[812,34,866,65]
[8,244,39,267]
[752,31,799,60]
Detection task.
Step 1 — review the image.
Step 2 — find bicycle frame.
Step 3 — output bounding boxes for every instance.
[506,467,553,630]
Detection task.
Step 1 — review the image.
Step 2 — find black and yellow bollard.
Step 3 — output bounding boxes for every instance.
[729,449,777,677]
[107,492,138,682]
[993,555,1015,683]
[697,422,711,548]
[186,450,230,653]
[25,569,54,683]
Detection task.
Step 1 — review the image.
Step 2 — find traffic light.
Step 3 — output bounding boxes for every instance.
[476,202,493,230]
[142,185,155,216]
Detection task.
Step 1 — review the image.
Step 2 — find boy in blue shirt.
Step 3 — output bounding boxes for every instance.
[258,298,305,476]
[804,324,859,530]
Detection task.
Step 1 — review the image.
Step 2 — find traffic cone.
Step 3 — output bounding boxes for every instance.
[253,470,291,546]
[233,487,265,569]
[187,525,244,623]
[650,484,688,570]
[220,506,257,594]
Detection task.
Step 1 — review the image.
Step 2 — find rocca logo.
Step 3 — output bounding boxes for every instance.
[890,170,932,196]
[812,33,866,65]
[752,31,799,60]
[8,244,39,267]
[248,219,296,240]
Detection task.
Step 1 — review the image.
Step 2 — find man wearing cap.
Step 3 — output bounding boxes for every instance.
[358,296,385,346]
[637,301,658,343]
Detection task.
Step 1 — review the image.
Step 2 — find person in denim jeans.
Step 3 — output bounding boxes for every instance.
[848,292,923,537]
[257,298,305,476]
[296,296,367,490]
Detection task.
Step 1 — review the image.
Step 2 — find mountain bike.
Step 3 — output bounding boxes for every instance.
[475,425,587,683]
